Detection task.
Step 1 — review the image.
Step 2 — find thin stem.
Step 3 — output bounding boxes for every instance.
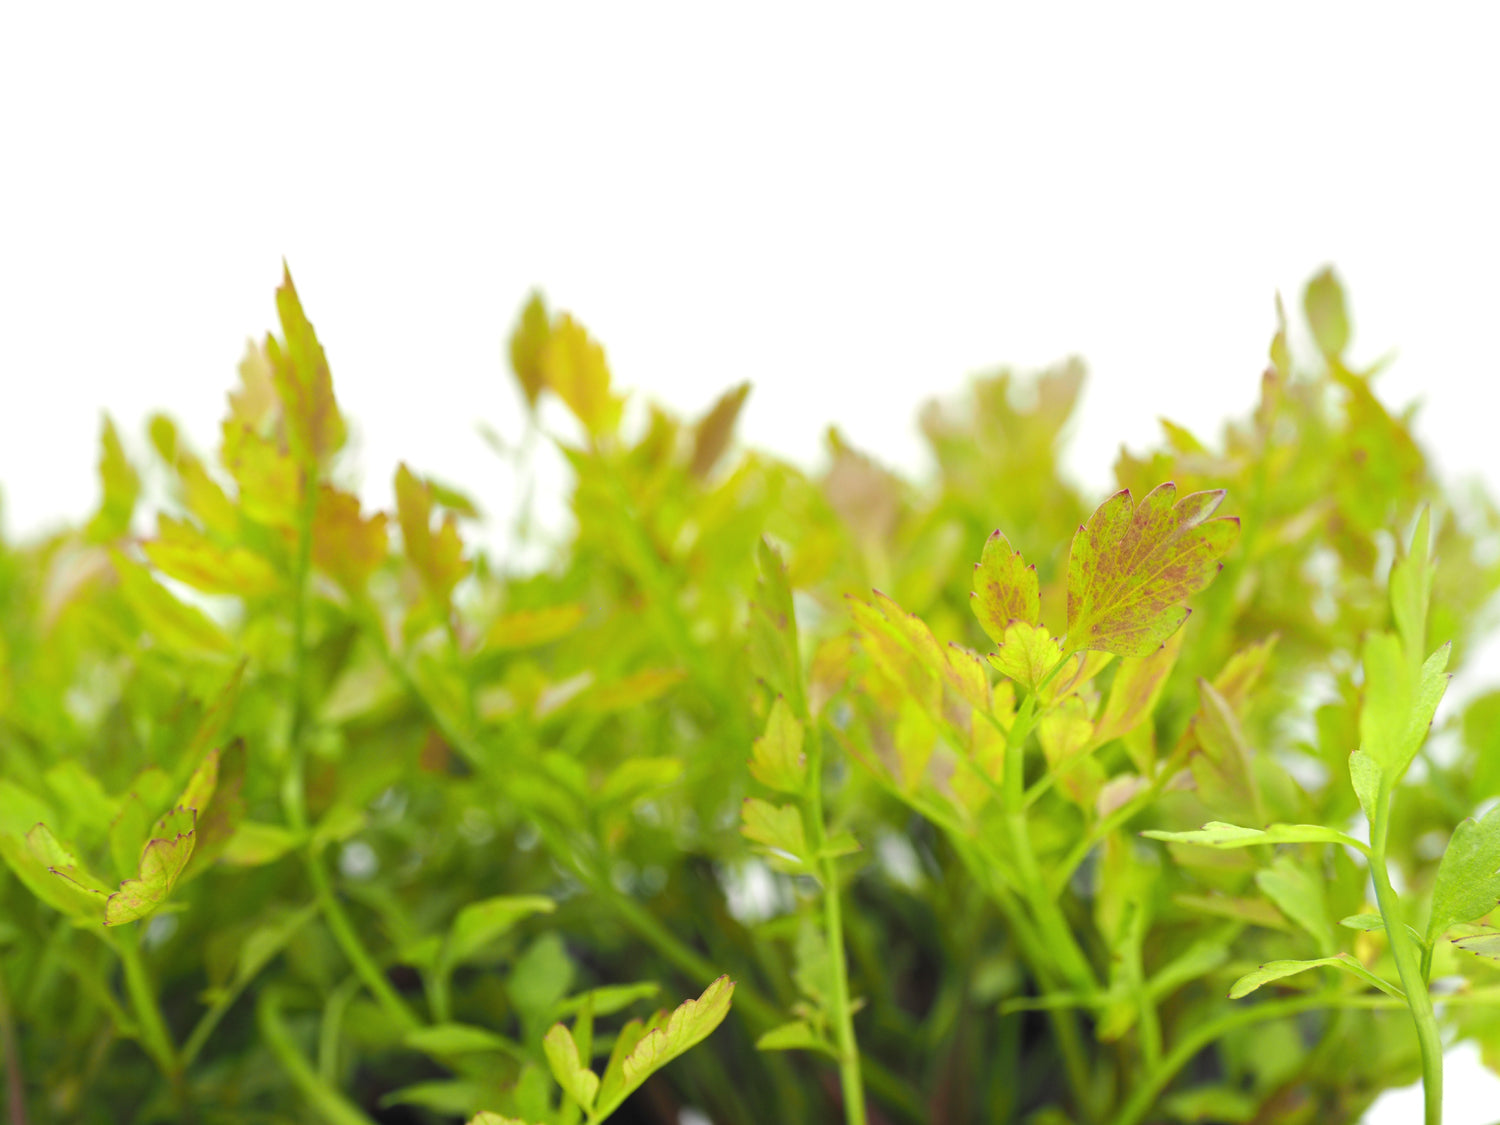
[114,929,178,1079]
[1370,798,1444,1125]
[0,966,28,1125]
[257,989,378,1125]
[305,854,420,1032]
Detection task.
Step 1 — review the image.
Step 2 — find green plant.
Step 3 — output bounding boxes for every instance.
[0,265,1497,1124]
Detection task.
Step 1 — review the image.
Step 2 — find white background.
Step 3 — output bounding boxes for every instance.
[2,5,1498,1121]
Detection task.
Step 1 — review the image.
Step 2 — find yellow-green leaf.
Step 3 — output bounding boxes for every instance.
[971,530,1041,644]
[987,621,1064,691]
[105,807,196,926]
[749,697,807,796]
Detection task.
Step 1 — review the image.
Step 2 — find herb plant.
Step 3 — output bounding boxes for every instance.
[0,267,1497,1124]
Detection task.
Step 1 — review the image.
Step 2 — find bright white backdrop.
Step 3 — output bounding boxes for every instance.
[2,5,1498,1122]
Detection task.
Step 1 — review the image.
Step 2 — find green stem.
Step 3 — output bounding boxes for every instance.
[1370,799,1444,1125]
[0,965,28,1125]
[305,853,420,1033]
[257,989,378,1125]
[115,930,178,1080]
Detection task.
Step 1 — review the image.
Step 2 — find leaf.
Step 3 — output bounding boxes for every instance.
[556,982,660,1019]
[381,1081,482,1115]
[740,799,809,868]
[987,622,1065,691]
[586,668,687,713]
[1428,805,1500,941]
[86,415,140,542]
[1188,679,1260,818]
[0,824,110,921]
[143,515,280,597]
[486,604,587,651]
[542,1022,599,1112]
[749,697,807,796]
[540,313,622,436]
[105,807,196,926]
[1090,627,1186,750]
[1349,750,1382,823]
[606,976,733,1108]
[1390,508,1434,673]
[111,551,235,658]
[1038,693,1093,770]
[1143,821,1368,855]
[1359,634,1451,781]
[1065,482,1239,655]
[469,1115,541,1125]
[750,539,806,717]
[756,1020,837,1056]
[404,1023,519,1057]
[447,895,556,966]
[1303,266,1350,360]
[1228,954,1394,1000]
[971,530,1041,643]
[179,739,247,873]
[1257,856,1335,956]
[395,463,470,609]
[691,382,750,479]
[312,485,389,591]
[1453,933,1500,962]
[267,264,346,468]
[508,291,551,408]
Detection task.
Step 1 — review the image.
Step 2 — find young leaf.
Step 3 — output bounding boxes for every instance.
[740,799,809,868]
[1427,805,1500,942]
[312,485,389,592]
[396,463,470,609]
[508,290,551,408]
[1228,954,1397,1000]
[86,415,140,542]
[105,807,196,926]
[619,976,734,1093]
[1359,634,1451,781]
[542,1022,599,1112]
[1349,750,1382,823]
[750,539,807,717]
[756,1020,838,1057]
[446,895,556,966]
[1143,821,1369,854]
[971,530,1041,644]
[749,697,808,796]
[540,313,623,436]
[1303,266,1350,360]
[1390,507,1434,674]
[987,622,1064,691]
[1065,482,1239,656]
[267,264,346,469]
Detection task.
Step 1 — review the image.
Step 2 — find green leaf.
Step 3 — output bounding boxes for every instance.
[556,982,660,1019]
[971,530,1041,644]
[1359,634,1451,781]
[750,539,806,717]
[1390,507,1434,673]
[111,550,235,658]
[469,1115,542,1125]
[987,622,1064,691]
[542,1022,599,1112]
[1303,266,1350,360]
[86,415,140,542]
[1143,821,1368,855]
[740,798,809,868]
[486,603,588,651]
[622,975,735,1081]
[1349,750,1382,823]
[749,697,808,796]
[756,1020,838,1057]
[105,807,196,926]
[396,463,470,610]
[1065,482,1239,656]
[0,824,110,922]
[1428,805,1500,941]
[1090,627,1186,751]
[381,1081,482,1115]
[1228,954,1397,1000]
[405,1023,520,1058]
[447,895,556,966]
[1256,856,1335,956]
[220,820,299,866]
[1453,932,1500,962]
[143,515,280,597]
[539,312,623,436]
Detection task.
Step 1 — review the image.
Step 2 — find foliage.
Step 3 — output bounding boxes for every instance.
[1,266,1499,1125]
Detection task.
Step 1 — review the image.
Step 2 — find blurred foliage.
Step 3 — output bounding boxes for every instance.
[0,265,1497,1125]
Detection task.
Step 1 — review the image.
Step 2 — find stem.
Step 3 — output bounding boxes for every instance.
[115,929,178,1079]
[1370,798,1444,1125]
[0,966,28,1125]
[305,854,420,1032]
[257,989,378,1125]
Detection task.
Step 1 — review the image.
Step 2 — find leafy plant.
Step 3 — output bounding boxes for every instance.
[0,264,1497,1125]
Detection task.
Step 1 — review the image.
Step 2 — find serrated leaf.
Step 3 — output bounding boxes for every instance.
[750,539,806,716]
[396,463,469,609]
[540,313,622,436]
[312,485,389,591]
[87,415,140,542]
[447,895,556,965]
[1428,805,1500,941]
[105,807,196,926]
[0,824,110,921]
[749,697,807,796]
[1065,482,1239,655]
[987,621,1064,691]
[971,530,1040,643]
[143,515,280,597]
[616,976,733,1098]
[267,264,346,467]
[1090,627,1186,751]
[111,551,235,658]
[740,799,808,867]
[1453,933,1500,961]
[542,1023,599,1112]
